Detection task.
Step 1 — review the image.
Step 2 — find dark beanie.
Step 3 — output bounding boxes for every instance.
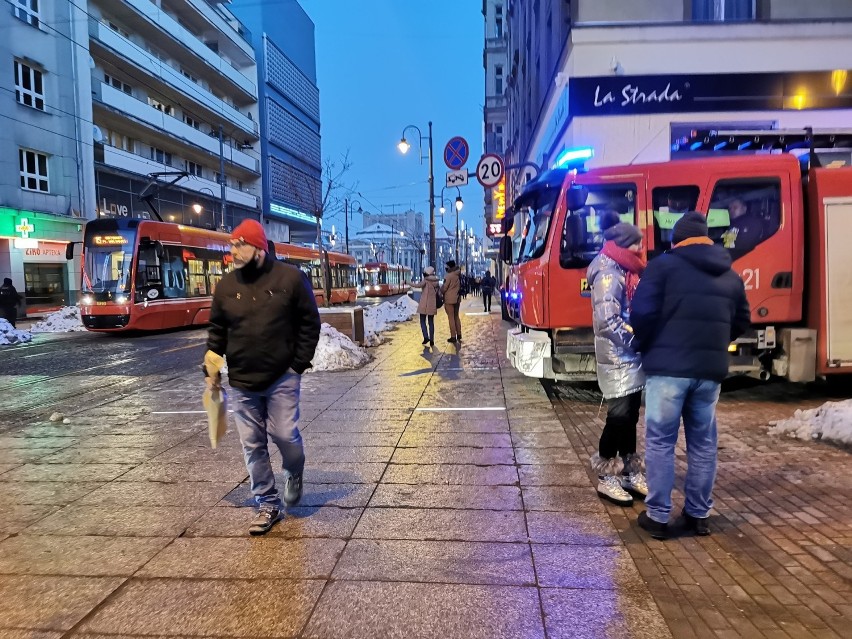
[672,211,709,245]
[600,210,641,248]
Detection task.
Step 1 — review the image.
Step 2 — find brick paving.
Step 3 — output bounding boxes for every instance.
[551,372,852,638]
[0,297,848,638]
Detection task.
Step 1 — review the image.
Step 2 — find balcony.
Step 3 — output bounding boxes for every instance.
[94,82,259,174]
[99,145,258,209]
[90,20,257,137]
[109,0,256,100]
[184,0,254,62]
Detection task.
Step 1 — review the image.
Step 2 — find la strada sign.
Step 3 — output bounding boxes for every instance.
[569,71,852,117]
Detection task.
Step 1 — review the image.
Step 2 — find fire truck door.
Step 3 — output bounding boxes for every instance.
[825,199,852,366]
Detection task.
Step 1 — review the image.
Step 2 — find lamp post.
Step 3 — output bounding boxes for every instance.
[397,122,435,267]
[192,187,217,228]
[439,185,463,263]
[218,124,227,231]
[343,198,362,255]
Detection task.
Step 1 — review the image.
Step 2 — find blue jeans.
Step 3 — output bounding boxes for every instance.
[230,370,305,509]
[644,375,721,523]
[419,313,434,341]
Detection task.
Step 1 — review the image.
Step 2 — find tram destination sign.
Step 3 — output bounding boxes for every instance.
[568,70,852,117]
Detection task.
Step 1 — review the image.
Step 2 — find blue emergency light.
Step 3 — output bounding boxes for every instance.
[552,146,594,169]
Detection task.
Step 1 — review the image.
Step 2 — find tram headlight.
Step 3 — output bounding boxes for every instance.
[81,295,93,305]
[115,295,127,305]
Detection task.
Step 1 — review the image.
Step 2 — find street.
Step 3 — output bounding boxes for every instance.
[0,301,849,638]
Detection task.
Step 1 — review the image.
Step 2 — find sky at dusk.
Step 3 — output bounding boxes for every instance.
[301,0,486,236]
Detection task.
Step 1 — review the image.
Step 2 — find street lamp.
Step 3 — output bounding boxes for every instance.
[397,122,435,266]
[343,198,363,255]
[195,187,218,229]
[440,185,463,263]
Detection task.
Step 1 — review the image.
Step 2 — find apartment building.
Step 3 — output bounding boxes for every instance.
[1,0,95,311]
[482,0,510,231]
[88,0,262,234]
[503,0,852,200]
[230,0,322,244]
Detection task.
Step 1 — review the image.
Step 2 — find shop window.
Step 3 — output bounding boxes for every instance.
[14,60,44,110]
[19,148,49,192]
[23,264,65,308]
[649,185,700,257]
[708,178,781,260]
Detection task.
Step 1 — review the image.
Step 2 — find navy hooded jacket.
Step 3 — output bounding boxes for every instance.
[630,243,751,382]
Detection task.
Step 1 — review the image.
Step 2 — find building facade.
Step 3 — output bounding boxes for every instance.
[503,0,852,201]
[230,0,322,244]
[482,0,510,230]
[349,222,424,279]
[1,0,94,311]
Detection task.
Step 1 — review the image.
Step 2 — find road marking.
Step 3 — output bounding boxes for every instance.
[151,410,233,415]
[161,343,205,354]
[464,312,491,316]
[414,407,506,412]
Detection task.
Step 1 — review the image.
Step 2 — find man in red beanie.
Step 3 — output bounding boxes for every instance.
[205,219,321,535]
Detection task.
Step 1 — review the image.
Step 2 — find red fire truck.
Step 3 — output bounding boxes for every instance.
[502,129,852,383]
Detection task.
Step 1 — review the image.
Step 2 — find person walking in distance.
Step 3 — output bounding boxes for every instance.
[481,270,496,313]
[0,278,22,327]
[631,212,750,539]
[408,266,440,347]
[205,220,321,535]
[588,212,648,506]
[442,260,462,343]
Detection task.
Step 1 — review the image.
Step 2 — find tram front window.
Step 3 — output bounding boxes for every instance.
[83,230,135,300]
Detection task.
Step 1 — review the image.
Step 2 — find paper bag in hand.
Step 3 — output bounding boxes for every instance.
[202,384,228,448]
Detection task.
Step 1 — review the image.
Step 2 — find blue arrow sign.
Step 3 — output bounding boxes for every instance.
[444,136,469,170]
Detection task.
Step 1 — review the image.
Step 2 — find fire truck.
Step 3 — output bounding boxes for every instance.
[502,129,852,383]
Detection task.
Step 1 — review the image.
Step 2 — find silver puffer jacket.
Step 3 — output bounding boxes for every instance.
[587,253,645,399]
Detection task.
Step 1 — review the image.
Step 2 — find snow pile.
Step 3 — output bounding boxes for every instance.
[0,318,32,346]
[30,306,87,333]
[310,323,371,372]
[768,399,852,446]
[362,295,419,346]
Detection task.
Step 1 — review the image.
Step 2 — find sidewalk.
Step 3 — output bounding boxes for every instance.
[0,297,671,638]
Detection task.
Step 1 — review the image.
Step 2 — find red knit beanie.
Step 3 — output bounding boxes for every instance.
[230,219,267,251]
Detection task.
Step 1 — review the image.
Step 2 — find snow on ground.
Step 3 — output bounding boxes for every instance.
[0,318,32,345]
[769,399,852,446]
[362,295,419,346]
[30,306,87,333]
[310,323,372,372]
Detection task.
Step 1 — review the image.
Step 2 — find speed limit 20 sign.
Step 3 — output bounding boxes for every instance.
[476,153,504,188]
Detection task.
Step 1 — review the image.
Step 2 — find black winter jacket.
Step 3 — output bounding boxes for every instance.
[207,257,321,391]
[630,243,750,382]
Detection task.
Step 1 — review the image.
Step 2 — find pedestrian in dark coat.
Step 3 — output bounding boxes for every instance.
[205,219,321,535]
[481,270,496,312]
[0,278,22,327]
[631,211,750,540]
[587,212,647,507]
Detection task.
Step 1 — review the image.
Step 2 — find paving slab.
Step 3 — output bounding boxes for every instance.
[397,432,512,448]
[31,505,207,537]
[0,503,60,534]
[532,544,647,590]
[221,481,376,508]
[381,462,518,485]
[185,505,362,539]
[0,464,135,483]
[78,578,324,638]
[115,461,248,483]
[352,507,528,542]
[390,445,516,465]
[518,463,592,487]
[521,485,607,512]
[368,483,522,510]
[302,581,545,639]
[0,481,103,506]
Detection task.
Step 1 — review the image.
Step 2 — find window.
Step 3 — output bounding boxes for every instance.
[14,60,44,110]
[495,64,504,95]
[186,161,202,177]
[19,148,49,192]
[494,124,504,152]
[13,0,39,27]
[650,185,700,257]
[104,73,132,95]
[106,20,130,38]
[151,147,172,166]
[708,178,781,260]
[215,172,228,187]
[560,184,637,268]
[517,187,560,263]
[693,0,754,21]
[148,98,173,116]
[183,113,200,129]
[106,130,135,152]
[495,4,504,37]
[180,68,198,83]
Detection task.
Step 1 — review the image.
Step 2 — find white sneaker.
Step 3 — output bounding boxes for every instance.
[597,475,634,506]
[622,472,648,498]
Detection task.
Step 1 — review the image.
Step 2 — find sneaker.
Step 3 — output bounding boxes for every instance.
[248,506,281,535]
[447,337,457,343]
[422,338,430,345]
[638,511,671,540]
[622,472,648,498]
[679,509,711,536]
[283,472,303,506]
[596,475,633,506]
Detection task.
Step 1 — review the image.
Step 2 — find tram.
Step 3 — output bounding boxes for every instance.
[360,262,412,296]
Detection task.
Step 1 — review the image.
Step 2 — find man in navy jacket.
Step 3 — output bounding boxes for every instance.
[631,212,750,539]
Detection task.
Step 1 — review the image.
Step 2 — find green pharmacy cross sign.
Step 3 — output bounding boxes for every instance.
[16,218,35,238]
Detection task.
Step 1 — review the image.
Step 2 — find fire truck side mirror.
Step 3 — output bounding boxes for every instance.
[499,236,513,264]
[566,185,589,211]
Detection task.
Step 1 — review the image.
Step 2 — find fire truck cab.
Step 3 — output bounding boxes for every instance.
[503,129,852,383]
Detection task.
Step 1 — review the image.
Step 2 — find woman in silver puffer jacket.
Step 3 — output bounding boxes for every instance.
[588,211,648,506]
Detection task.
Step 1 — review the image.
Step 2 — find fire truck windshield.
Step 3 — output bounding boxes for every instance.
[83,229,136,297]
[519,188,560,262]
